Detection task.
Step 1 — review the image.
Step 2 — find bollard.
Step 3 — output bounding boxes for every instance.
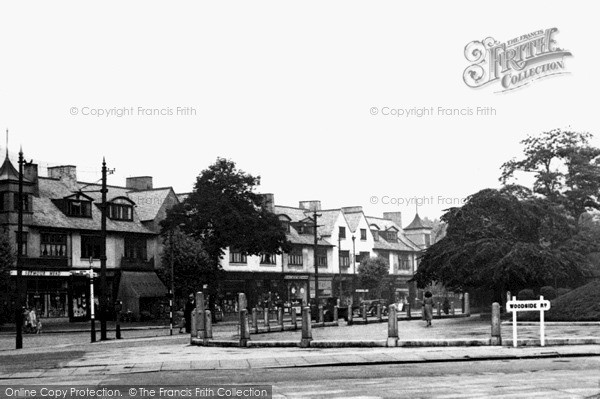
[239,309,250,347]
[437,301,442,317]
[205,310,213,339]
[291,307,298,330]
[333,306,338,322]
[300,307,312,348]
[238,292,247,311]
[362,303,367,321]
[506,291,511,305]
[406,303,411,318]
[347,304,353,325]
[491,302,501,345]
[278,307,284,328]
[451,302,455,315]
[264,306,270,332]
[195,291,206,339]
[377,304,382,322]
[464,293,471,316]
[387,304,398,346]
[252,308,258,333]
[190,310,197,342]
[318,305,324,324]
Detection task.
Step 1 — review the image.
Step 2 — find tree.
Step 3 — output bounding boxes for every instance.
[0,232,15,326]
[161,158,291,313]
[156,229,210,308]
[357,256,389,299]
[500,128,600,219]
[412,189,594,304]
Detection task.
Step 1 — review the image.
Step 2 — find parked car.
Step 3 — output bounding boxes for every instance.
[354,299,388,317]
[309,297,338,322]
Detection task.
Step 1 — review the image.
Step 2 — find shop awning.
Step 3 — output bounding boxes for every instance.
[118,271,168,298]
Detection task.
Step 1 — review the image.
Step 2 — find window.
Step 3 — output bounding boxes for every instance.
[371,230,379,241]
[16,232,28,256]
[109,204,133,221]
[424,234,431,247]
[124,236,147,260]
[383,230,397,242]
[13,193,31,212]
[229,250,247,264]
[41,233,67,257]
[67,200,92,217]
[281,221,290,233]
[360,229,367,240]
[357,252,370,264]
[261,253,276,265]
[81,235,103,259]
[399,255,411,271]
[316,248,327,267]
[288,247,303,266]
[339,226,346,239]
[0,192,8,211]
[339,250,350,267]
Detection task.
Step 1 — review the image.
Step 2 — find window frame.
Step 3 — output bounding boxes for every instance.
[41,232,68,258]
[339,250,350,267]
[81,234,103,259]
[338,226,346,239]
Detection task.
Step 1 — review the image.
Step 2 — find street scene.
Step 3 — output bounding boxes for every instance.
[2,1,600,398]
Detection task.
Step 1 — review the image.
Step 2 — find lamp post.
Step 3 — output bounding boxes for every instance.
[99,159,108,341]
[169,229,175,336]
[312,209,321,307]
[338,235,342,302]
[15,147,24,349]
[89,257,96,343]
[352,235,356,303]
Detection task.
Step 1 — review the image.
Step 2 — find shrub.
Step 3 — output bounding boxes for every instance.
[517,289,535,300]
[540,286,557,300]
[442,297,451,315]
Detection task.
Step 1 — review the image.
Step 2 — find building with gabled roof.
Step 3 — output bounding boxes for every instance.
[3,154,176,322]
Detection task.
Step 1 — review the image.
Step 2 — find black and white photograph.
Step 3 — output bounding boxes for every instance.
[1,1,600,398]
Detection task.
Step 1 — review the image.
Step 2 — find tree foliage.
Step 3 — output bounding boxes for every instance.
[157,229,210,306]
[412,189,595,302]
[160,158,291,311]
[500,128,600,218]
[357,256,389,298]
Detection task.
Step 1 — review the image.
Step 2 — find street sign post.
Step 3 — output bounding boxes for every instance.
[506,296,551,347]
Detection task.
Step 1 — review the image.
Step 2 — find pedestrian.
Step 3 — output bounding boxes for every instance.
[423,291,434,327]
[184,294,195,333]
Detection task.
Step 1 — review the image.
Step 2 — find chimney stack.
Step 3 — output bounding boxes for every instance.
[261,193,275,213]
[383,212,403,229]
[126,176,153,191]
[24,163,39,196]
[299,200,321,212]
[48,165,77,182]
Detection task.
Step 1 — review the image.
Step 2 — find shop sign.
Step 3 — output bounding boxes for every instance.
[284,275,309,280]
[10,270,71,277]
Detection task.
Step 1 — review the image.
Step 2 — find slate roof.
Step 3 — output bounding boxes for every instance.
[366,216,421,252]
[126,188,176,222]
[343,211,363,233]
[30,177,157,234]
[405,213,432,230]
[274,205,333,246]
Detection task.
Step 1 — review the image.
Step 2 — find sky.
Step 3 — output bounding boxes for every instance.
[1,1,598,227]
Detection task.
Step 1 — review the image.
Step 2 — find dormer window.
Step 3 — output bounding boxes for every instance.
[67,200,92,217]
[108,197,135,221]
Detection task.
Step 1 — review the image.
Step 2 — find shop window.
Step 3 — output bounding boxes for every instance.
[81,235,102,259]
[339,250,350,267]
[288,247,303,266]
[230,250,247,264]
[41,233,67,257]
[124,236,147,260]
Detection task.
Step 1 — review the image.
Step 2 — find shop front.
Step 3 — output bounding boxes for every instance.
[283,274,309,309]
[309,276,333,300]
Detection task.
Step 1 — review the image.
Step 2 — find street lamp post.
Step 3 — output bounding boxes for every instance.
[15,148,25,350]
[89,257,96,343]
[338,235,342,302]
[99,158,108,341]
[169,229,175,336]
[352,235,356,303]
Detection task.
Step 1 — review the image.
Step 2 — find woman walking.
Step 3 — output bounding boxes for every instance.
[423,291,434,327]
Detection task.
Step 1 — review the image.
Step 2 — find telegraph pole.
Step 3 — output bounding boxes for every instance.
[100,158,108,340]
[15,147,24,349]
[338,235,342,301]
[312,209,321,307]
[169,229,175,336]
